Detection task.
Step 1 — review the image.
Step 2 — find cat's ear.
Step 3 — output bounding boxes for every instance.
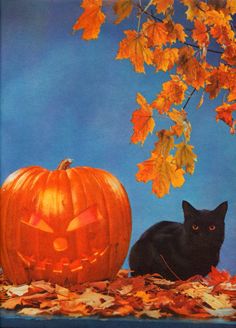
[182,200,198,219]
[214,201,228,220]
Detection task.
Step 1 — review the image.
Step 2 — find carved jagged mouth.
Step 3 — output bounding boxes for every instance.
[17,246,109,273]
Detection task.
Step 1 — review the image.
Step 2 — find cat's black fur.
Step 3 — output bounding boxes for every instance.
[129,201,228,280]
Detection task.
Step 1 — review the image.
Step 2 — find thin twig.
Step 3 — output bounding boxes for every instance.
[183,88,197,110]
[160,254,182,281]
[184,42,223,54]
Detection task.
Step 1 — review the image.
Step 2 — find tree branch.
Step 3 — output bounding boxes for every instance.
[183,42,223,54]
[135,4,223,54]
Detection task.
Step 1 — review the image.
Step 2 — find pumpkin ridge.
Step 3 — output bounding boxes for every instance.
[1,180,21,281]
[69,167,90,281]
[99,170,132,251]
[82,168,111,279]
[15,169,50,283]
[62,169,77,264]
[91,170,129,279]
[1,168,43,283]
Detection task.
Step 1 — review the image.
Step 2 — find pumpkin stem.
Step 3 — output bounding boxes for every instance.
[57,158,73,170]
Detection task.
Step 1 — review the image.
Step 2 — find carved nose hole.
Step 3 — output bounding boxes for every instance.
[53,237,68,252]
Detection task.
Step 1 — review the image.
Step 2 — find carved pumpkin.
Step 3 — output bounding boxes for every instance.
[0,159,132,285]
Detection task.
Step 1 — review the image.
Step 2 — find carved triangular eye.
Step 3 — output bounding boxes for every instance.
[67,205,103,232]
[21,213,54,233]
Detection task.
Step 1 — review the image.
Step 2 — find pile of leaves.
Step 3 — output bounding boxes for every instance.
[1,267,236,320]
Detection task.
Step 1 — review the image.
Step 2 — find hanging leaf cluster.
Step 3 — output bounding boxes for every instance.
[73,0,236,198]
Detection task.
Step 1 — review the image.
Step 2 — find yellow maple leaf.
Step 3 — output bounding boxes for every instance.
[136,150,185,198]
[73,0,105,40]
[152,155,185,198]
[131,93,155,145]
[226,0,236,14]
[153,130,175,157]
[197,93,204,109]
[168,108,192,141]
[175,142,197,174]
[153,47,179,72]
[153,0,174,14]
[205,9,232,26]
[142,20,168,47]
[116,30,154,73]
[113,0,133,24]
[180,0,209,21]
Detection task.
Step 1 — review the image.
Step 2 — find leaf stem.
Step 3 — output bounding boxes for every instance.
[137,0,154,32]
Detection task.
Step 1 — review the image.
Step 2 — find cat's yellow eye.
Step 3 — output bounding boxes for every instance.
[192,224,199,231]
[209,225,216,231]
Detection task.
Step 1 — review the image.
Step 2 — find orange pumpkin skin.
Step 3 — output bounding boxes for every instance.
[0,159,132,286]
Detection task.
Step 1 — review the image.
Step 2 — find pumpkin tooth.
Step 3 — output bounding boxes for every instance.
[53,262,63,273]
[99,246,109,257]
[35,259,52,271]
[17,251,31,268]
[90,258,97,264]
[70,259,83,272]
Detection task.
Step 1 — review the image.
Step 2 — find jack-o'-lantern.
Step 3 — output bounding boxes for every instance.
[0,159,132,286]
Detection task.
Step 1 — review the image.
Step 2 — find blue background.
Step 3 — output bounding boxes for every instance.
[1,0,236,274]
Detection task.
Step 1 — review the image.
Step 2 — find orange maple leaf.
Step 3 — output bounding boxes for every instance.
[113,0,133,25]
[228,68,236,102]
[152,76,187,113]
[207,267,232,286]
[73,0,105,40]
[205,64,230,99]
[192,19,209,48]
[222,44,236,66]
[215,103,236,133]
[164,20,187,44]
[210,24,234,46]
[153,0,174,14]
[142,20,168,47]
[153,47,179,72]
[116,30,154,73]
[177,46,207,90]
[130,93,155,145]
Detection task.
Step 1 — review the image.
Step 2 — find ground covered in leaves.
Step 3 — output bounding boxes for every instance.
[0,267,236,321]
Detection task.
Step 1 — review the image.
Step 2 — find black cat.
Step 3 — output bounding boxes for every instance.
[129,201,228,280]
